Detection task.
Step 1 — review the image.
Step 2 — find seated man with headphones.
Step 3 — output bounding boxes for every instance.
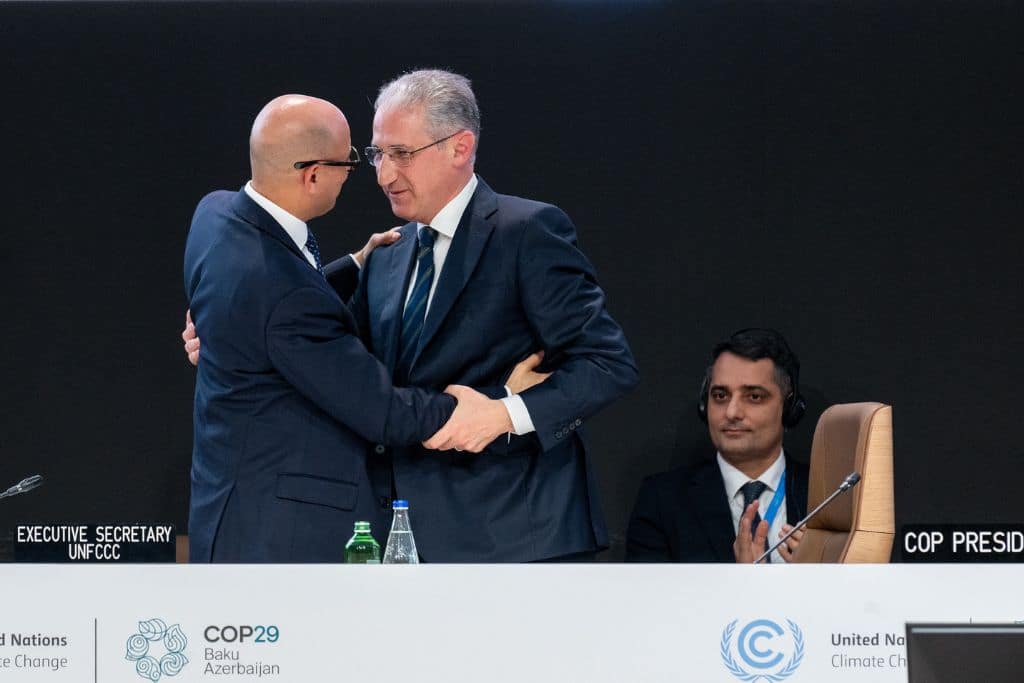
[626,328,809,563]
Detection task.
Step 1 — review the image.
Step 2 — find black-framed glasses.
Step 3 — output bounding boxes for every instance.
[293,146,361,170]
[364,131,462,168]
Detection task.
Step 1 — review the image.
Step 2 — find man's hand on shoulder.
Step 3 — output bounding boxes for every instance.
[423,385,514,453]
[182,310,200,366]
[353,227,402,267]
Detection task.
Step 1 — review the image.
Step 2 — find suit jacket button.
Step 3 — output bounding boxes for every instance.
[374,444,386,455]
[575,418,582,426]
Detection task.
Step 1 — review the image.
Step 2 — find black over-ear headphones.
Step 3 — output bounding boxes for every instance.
[697,328,806,429]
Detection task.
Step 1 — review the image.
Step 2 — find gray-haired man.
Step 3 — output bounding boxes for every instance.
[325,69,638,562]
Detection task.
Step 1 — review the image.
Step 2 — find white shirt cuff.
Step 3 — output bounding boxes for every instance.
[501,390,536,436]
[350,253,362,269]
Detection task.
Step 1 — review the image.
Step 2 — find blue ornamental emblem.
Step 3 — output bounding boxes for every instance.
[720,618,804,682]
[125,618,189,681]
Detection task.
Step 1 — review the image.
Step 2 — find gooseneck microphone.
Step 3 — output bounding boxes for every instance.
[755,471,861,564]
[0,475,44,500]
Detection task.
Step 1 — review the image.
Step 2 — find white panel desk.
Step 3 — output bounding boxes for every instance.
[0,564,1019,682]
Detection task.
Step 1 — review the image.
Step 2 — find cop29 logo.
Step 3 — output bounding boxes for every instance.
[720,618,804,682]
[124,618,189,681]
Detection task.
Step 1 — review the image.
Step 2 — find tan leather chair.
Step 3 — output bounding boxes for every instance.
[176,535,189,563]
[792,402,895,563]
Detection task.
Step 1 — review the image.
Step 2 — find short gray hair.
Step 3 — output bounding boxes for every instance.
[376,69,481,144]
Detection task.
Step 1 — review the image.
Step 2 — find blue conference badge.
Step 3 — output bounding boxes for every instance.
[720,618,804,682]
[124,618,189,681]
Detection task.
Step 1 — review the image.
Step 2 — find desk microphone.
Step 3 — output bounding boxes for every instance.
[0,475,44,500]
[755,471,861,564]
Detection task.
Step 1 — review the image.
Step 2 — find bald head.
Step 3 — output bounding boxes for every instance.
[248,95,353,220]
[250,95,349,178]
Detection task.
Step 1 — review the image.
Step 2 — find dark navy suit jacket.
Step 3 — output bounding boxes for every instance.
[326,178,638,561]
[626,456,809,562]
[184,189,454,563]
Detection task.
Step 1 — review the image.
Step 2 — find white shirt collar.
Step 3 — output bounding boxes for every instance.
[244,181,308,253]
[717,448,786,500]
[417,174,478,239]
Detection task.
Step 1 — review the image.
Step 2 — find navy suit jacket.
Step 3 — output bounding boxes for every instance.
[326,178,638,561]
[625,456,809,562]
[184,189,454,563]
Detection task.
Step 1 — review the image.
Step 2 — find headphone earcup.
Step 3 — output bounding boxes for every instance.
[782,393,807,429]
[697,376,709,424]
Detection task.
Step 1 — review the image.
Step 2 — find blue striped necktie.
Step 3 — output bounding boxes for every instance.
[305,228,324,277]
[395,226,436,384]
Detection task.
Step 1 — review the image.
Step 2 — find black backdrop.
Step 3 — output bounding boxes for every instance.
[1,1,1021,560]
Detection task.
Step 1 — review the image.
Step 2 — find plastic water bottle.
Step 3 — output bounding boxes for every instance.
[382,500,419,564]
[344,521,381,564]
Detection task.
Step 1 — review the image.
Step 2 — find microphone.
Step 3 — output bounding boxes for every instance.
[754,471,861,564]
[0,475,44,500]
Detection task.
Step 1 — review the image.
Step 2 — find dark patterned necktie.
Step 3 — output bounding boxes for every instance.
[305,228,324,276]
[740,480,767,536]
[740,480,770,561]
[395,226,436,384]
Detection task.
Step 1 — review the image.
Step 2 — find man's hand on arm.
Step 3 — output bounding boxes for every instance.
[422,385,514,453]
[183,310,200,366]
[506,351,551,394]
[352,227,401,268]
[733,500,770,564]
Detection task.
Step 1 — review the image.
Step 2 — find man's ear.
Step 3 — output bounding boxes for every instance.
[451,131,476,167]
[298,165,318,192]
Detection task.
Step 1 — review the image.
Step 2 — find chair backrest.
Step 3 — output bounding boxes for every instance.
[176,535,189,563]
[792,402,895,563]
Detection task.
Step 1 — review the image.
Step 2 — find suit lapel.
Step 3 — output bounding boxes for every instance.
[378,222,419,372]
[230,189,308,266]
[229,189,355,331]
[688,461,737,562]
[411,179,498,368]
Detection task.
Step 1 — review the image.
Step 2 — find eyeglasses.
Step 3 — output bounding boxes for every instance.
[293,146,361,170]
[364,131,462,168]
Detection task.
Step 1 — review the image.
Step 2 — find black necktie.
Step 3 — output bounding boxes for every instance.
[305,229,324,277]
[740,480,770,561]
[740,480,767,536]
[395,226,436,384]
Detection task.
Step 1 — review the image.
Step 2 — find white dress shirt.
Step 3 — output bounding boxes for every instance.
[718,449,789,563]
[405,173,478,311]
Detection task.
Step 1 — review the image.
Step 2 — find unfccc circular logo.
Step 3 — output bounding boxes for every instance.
[720,618,804,682]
